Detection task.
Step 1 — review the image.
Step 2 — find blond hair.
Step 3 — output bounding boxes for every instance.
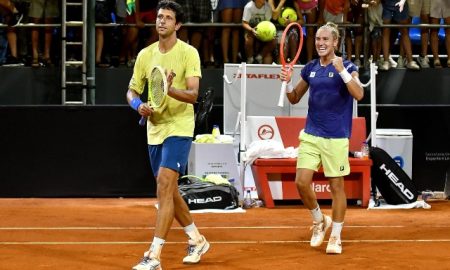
[318,22,340,41]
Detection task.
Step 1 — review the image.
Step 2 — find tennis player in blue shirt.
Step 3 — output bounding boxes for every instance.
[280,21,364,255]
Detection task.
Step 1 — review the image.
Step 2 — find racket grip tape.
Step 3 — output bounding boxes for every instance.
[278,81,287,107]
[138,116,147,126]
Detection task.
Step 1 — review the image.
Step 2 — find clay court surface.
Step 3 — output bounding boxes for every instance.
[0,198,449,270]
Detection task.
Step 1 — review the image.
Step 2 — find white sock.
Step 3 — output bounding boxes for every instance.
[310,205,323,223]
[184,222,201,242]
[330,221,344,239]
[149,237,165,259]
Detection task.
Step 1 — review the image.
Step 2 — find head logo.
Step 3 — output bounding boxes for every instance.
[258,125,274,140]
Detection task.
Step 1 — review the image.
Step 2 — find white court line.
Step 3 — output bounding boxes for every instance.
[0,225,449,230]
[1,239,450,245]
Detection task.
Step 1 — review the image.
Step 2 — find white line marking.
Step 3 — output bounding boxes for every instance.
[1,239,450,245]
[0,225,448,230]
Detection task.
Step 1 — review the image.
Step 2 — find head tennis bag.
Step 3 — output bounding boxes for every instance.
[178,177,239,210]
[370,146,418,204]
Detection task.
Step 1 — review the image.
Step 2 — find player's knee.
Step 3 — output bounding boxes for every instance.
[295,178,311,191]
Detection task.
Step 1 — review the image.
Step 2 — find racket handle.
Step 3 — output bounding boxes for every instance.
[278,81,287,107]
[138,116,146,126]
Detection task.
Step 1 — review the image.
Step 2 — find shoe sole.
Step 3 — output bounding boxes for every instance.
[310,215,332,247]
[326,248,342,254]
[183,241,210,265]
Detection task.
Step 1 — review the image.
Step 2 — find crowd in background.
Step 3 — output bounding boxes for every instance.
[0,0,449,70]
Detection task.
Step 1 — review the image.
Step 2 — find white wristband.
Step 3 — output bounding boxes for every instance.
[286,80,294,93]
[339,69,353,84]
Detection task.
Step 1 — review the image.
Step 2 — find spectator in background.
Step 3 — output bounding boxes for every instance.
[176,0,212,65]
[95,0,115,67]
[29,0,59,67]
[218,0,248,64]
[294,0,319,63]
[429,0,450,68]
[367,0,383,67]
[121,0,158,67]
[0,0,23,26]
[242,0,276,64]
[0,0,24,66]
[346,0,364,67]
[380,0,419,70]
[407,0,430,68]
[269,0,302,64]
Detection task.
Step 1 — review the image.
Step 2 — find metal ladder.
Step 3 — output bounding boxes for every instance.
[61,0,87,105]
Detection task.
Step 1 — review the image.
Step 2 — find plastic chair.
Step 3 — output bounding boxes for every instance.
[409,16,421,45]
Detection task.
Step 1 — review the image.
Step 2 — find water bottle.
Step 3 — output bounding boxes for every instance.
[212,124,221,139]
[361,142,369,160]
[243,189,253,209]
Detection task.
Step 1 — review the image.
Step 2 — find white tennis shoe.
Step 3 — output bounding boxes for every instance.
[326,236,342,254]
[132,255,162,270]
[310,215,332,247]
[183,235,210,264]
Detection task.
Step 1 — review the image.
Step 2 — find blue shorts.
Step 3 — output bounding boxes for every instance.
[218,0,248,10]
[148,136,192,177]
[382,2,410,22]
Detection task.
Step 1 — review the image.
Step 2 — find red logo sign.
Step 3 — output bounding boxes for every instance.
[258,125,274,140]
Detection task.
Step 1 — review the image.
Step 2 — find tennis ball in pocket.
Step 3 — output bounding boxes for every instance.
[256,21,277,42]
[278,7,298,27]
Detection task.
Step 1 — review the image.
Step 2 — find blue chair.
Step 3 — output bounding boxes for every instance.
[410,17,446,45]
[438,18,445,43]
[409,16,421,45]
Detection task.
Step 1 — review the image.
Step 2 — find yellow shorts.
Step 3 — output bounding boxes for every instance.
[297,130,350,177]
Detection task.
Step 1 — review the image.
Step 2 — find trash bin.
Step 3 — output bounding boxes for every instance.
[376,129,413,178]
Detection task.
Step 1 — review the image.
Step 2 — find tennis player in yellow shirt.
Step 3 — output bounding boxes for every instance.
[126,1,209,269]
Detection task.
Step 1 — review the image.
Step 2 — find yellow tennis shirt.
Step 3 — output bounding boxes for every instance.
[128,39,202,145]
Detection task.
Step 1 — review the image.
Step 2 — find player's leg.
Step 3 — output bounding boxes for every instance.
[326,176,346,254]
[169,136,209,264]
[173,191,210,264]
[296,131,332,248]
[133,137,185,270]
[132,165,177,270]
[321,137,350,254]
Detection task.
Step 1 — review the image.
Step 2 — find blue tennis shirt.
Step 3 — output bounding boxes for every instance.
[300,58,358,139]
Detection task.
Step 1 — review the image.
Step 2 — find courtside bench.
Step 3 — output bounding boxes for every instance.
[250,117,372,208]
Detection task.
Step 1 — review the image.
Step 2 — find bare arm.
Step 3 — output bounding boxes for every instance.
[346,71,364,101]
[332,57,364,101]
[167,76,199,104]
[242,20,254,33]
[287,78,309,104]
[126,88,153,117]
[269,0,286,20]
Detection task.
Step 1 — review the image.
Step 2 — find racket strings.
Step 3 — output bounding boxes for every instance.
[150,69,165,107]
[281,26,302,65]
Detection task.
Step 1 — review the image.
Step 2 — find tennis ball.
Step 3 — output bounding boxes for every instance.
[256,21,277,42]
[278,7,298,27]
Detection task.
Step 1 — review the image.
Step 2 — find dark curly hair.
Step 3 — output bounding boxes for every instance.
[157,0,185,23]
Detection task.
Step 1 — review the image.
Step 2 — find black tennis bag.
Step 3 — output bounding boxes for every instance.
[178,177,239,210]
[370,146,418,205]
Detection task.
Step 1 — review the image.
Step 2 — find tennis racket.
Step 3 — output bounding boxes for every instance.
[138,66,175,126]
[278,22,303,107]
